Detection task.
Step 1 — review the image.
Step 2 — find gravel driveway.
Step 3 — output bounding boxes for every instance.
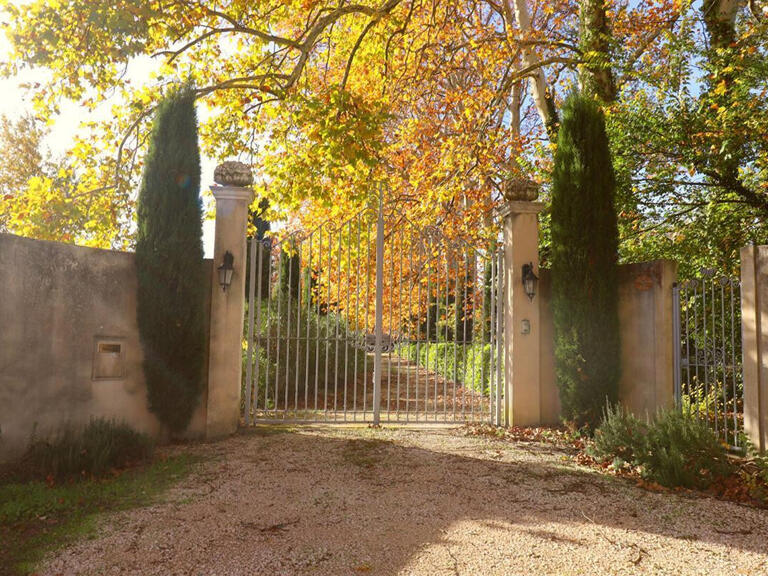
[42,426,768,575]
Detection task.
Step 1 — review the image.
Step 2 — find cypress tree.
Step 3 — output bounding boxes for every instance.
[278,241,301,299]
[247,198,271,299]
[135,85,205,435]
[550,93,621,429]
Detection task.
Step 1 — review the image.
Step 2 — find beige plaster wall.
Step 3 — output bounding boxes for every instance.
[0,233,211,462]
[539,260,678,423]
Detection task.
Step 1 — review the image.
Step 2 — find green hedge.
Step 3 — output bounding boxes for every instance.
[398,341,494,395]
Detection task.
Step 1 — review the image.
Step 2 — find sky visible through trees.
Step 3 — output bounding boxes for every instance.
[0,36,219,254]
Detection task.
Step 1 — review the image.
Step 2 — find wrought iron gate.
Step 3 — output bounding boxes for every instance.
[673,271,744,447]
[242,197,505,426]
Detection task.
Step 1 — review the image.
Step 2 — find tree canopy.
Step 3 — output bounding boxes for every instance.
[0,0,765,270]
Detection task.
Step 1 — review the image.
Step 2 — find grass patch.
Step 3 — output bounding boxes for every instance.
[21,419,154,482]
[0,453,199,576]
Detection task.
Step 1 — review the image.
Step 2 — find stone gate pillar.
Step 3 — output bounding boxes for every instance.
[206,162,253,438]
[741,244,768,453]
[501,180,544,426]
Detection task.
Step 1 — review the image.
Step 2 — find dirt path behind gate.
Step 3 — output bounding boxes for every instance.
[252,354,492,423]
[42,427,768,576]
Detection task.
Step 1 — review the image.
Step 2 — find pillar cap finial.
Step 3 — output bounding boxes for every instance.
[503,177,539,202]
[214,161,253,187]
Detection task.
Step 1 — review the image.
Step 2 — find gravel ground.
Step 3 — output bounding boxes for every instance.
[42,426,768,576]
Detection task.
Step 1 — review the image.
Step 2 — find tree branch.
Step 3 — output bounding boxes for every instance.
[341,19,379,92]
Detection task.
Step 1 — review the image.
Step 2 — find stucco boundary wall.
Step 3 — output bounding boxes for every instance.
[741,245,768,453]
[539,260,678,424]
[0,233,212,462]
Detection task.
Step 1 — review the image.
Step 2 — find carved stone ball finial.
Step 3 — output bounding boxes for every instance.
[214,161,253,187]
[503,178,539,202]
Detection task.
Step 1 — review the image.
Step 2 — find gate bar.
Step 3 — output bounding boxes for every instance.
[672,282,681,407]
[495,248,504,426]
[372,184,384,425]
[244,237,258,425]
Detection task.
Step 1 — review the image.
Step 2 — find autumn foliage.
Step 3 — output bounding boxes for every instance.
[0,0,764,269]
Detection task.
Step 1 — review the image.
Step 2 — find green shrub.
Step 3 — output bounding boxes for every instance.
[242,344,275,413]
[590,403,646,464]
[551,93,621,429]
[135,84,206,435]
[643,410,732,489]
[738,435,768,503]
[22,419,153,481]
[591,405,732,489]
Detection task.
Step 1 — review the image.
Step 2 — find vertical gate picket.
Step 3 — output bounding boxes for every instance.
[253,240,264,415]
[304,235,313,418]
[372,185,385,426]
[672,282,681,408]
[263,244,272,414]
[495,248,504,427]
[353,216,361,418]
[284,245,293,415]
[244,238,257,425]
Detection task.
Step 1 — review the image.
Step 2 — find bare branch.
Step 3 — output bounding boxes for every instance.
[199,6,302,48]
[285,0,405,92]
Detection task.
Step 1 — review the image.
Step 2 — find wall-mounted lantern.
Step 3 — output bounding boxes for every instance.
[218,250,234,292]
[522,262,538,301]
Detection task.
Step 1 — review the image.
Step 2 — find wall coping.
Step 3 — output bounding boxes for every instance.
[0,233,214,266]
[497,201,545,217]
[211,185,253,202]
[0,232,137,258]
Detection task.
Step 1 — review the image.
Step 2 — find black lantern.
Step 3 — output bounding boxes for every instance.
[522,262,538,301]
[218,251,234,291]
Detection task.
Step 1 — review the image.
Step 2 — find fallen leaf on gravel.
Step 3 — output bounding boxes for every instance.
[636,479,667,492]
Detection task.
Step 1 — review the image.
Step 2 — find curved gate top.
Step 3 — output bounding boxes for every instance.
[242,196,505,426]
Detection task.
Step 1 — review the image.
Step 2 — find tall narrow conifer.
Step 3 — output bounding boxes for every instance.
[135,85,205,434]
[551,93,621,428]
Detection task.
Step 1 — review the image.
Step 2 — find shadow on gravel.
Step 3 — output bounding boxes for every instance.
[193,427,768,575]
[43,427,768,575]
